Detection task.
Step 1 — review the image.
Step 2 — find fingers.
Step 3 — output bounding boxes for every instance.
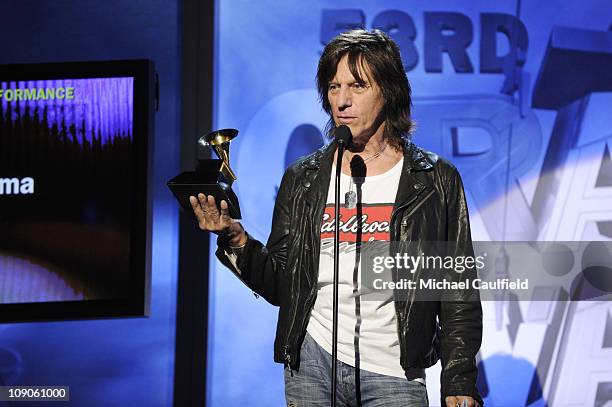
[189,194,232,232]
[445,396,475,407]
[202,194,218,217]
[219,198,230,221]
[189,195,205,219]
[445,396,457,407]
[189,195,198,208]
[461,396,476,407]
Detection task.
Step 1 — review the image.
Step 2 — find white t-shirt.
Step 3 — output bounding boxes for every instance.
[307,157,423,380]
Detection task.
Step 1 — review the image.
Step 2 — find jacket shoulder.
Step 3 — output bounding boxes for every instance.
[408,144,462,191]
[286,143,330,174]
[412,144,458,175]
[433,154,459,175]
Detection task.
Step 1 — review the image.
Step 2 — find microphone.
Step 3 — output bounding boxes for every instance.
[331,124,351,407]
[334,125,352,148]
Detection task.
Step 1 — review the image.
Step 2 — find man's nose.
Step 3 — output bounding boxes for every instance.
[337,87,352,110]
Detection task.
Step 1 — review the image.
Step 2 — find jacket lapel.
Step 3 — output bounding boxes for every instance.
[392,141,433,220]
[300,142,335,212]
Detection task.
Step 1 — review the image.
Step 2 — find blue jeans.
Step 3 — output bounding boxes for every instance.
[284,333,429,407]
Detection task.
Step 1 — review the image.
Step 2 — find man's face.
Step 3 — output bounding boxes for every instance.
[328,54,385,145]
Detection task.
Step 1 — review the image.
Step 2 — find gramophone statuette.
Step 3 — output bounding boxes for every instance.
[167,128,242,219]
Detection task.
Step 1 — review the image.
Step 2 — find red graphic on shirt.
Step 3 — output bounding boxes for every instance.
[320,203,393,242]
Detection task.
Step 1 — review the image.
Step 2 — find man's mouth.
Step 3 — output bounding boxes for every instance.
[337,116,356,124]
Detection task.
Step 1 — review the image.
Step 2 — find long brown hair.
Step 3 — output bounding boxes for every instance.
[317,29,415,150]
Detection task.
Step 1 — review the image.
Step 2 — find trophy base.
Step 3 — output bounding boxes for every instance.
[167,171,242,219]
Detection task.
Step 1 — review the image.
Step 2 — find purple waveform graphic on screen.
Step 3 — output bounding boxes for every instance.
[0,253,84,303]
[0,77,133,145]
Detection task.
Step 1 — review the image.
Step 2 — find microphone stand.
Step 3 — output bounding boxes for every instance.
[332,140,347,407]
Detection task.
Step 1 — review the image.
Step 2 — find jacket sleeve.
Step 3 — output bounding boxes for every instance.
[215,167,295,306]
[438,167,484,406]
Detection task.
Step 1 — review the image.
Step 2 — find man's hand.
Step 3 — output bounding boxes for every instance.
[189,193,247,247]
[445,395,478,407]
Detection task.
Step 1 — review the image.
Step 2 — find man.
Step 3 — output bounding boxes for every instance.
[190,29,483,407]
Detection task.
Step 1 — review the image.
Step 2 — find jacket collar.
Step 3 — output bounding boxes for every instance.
[404,140,434,172]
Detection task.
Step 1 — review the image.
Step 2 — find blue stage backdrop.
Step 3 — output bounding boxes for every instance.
[0,1,179,406]
[210,1,612,406]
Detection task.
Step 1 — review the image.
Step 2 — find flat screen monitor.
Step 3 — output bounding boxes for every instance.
[0,59,154,322]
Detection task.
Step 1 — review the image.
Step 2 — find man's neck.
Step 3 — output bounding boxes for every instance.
[346,132,385,157]
[335,140,403,177]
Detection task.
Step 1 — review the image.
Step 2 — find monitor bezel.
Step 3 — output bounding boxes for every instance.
[0,59,154,323]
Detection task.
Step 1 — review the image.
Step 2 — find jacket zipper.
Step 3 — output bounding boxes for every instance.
[298,191,327,348]
[284,201,311,375]
[283,345,293,377]
[389,177,425,227]
[284,184,327,374]
[402,189,434,219]
[389,183,429,368]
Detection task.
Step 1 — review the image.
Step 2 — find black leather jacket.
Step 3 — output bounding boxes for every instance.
[216,140,483,405]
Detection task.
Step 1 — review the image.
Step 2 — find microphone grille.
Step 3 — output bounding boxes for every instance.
[334,125,352,146]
